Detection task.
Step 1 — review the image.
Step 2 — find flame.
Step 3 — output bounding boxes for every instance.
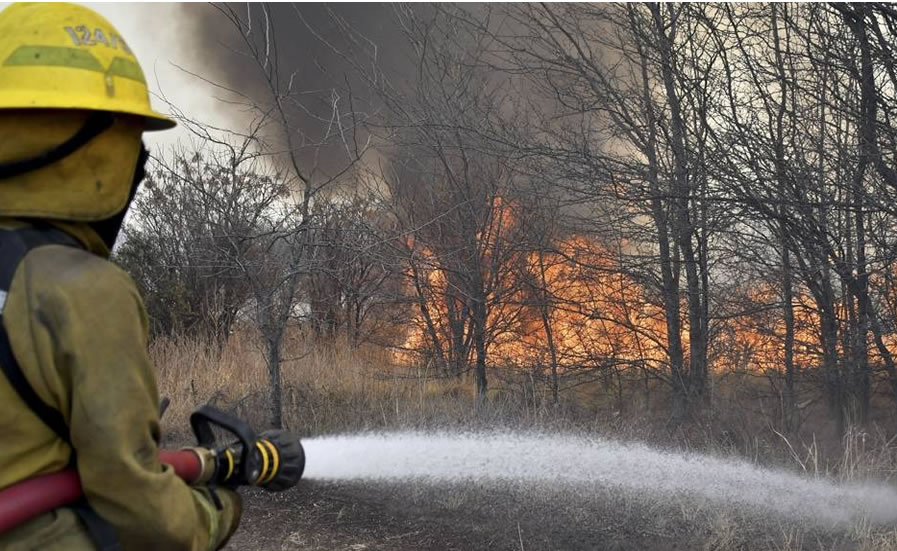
[401,229,673,375]
[399,201,897,380]
[499,237,670,372]
[718,284,823,373]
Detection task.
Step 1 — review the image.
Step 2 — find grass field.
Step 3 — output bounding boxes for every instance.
[152,331,897,550]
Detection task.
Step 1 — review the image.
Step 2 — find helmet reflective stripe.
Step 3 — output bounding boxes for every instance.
[4,46,146,84]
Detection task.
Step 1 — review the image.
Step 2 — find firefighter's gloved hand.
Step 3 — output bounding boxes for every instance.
[193,488,242,550]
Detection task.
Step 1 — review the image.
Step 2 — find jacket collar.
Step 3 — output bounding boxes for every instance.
[0,218,111,258]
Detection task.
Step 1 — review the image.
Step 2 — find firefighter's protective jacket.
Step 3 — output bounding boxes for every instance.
[0,218,241,550]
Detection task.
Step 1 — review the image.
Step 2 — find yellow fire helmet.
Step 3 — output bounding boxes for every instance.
[0,2,175,222]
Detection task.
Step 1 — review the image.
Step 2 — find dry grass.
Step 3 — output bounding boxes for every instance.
[152,329,897,475]
[153,329,568,441]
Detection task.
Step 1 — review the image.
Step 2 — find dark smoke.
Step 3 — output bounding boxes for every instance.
[172,3,412,178]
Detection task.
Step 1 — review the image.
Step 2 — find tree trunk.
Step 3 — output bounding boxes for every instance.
[817,277,844,436]
[410,261,447,373]
[266,332,284,429]
[651,3,707,411]
[445,291,468,378]
[847,5,874,424]
[633,18,687,421]
[781,235,797,433]
[771,4,796,433]
[472,298,488,403]
[535,250,560,406]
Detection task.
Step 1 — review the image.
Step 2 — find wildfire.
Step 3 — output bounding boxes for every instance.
[402,232,672,375]
[500,237,670,372]
[399,202,897,380]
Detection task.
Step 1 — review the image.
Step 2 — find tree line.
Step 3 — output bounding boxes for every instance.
[117,3,897,433]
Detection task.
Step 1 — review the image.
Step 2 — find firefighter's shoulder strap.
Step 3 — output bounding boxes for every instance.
[0,225,76,441]
[0,224,123,551]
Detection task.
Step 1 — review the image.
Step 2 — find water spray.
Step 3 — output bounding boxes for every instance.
[301,430,897,527]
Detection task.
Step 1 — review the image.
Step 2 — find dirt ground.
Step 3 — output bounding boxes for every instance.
[228,481,687,551]
[226,478,879,551]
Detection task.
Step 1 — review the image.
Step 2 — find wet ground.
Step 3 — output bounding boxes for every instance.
[228,476,897,551]
[228,480,764,551]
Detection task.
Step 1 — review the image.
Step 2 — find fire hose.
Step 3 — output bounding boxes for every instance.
[0,405,305,536]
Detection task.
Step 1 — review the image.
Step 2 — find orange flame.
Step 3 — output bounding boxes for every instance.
[399,201,897,379]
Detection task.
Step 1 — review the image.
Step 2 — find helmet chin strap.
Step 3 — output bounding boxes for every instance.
[88,141,148,250]
[0,112,114,179]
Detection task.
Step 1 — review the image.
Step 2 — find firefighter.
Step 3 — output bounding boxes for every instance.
[0,3,242,550]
